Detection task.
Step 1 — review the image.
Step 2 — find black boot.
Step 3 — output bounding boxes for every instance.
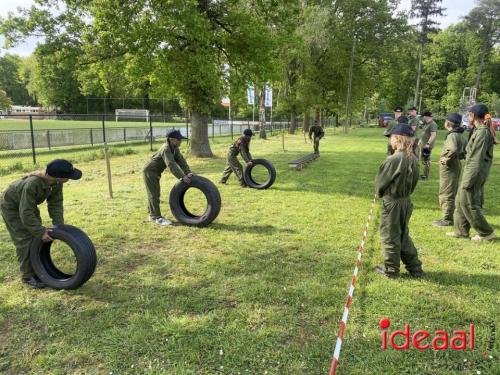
[374,265,399,279]
[22,276,46,289]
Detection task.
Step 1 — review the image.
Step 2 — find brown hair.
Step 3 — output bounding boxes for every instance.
[484,116,498,145]
[390,135,414,173]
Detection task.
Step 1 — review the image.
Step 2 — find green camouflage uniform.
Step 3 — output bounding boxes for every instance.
[438,128,466,224]
[384,119,398,155]
[0,176,64,278]
[420,120,438,177]
[221,136,252,186]
[143,141,191,218]
[375,151,422,276]
[408,115,421,155]
[308,125,325,154]
[453,125,494,237]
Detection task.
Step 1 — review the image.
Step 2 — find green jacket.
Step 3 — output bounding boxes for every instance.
[461,125,494,190]
[440,129,466,166]
[144,141,191,179]
[308,125,325,139]
[0,176,64,238]
[408,115,421,139]
[375,151,419,199]
[229,136,252,162]
[421,120,438,147]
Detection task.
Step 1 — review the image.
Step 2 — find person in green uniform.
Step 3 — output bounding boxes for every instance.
[407,106,421,155]
[375,124,424,279]
[0,159,82,289]
[143,129,192,226]
[383,107,403,155]
[220,128,253,187]
[419,111,437,179]
[308,120,325,155]
[447,103,496,241]
[433,113,466,227]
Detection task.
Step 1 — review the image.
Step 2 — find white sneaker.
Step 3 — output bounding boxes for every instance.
[471,231,496,241]
[154,216,172,226]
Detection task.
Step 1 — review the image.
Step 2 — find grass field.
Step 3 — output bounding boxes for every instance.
[0,129,498,375]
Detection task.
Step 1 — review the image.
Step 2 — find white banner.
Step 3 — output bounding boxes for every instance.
[264,85,273,108]
[247,85,255,105]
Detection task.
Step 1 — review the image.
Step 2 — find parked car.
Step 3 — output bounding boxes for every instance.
[492,117,500,131]
[378,112,394,127]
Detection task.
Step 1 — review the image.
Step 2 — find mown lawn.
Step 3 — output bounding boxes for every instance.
[0,128,498,375]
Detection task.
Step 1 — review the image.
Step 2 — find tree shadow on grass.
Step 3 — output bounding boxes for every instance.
[423,271,500,292]
[207,223,297,234]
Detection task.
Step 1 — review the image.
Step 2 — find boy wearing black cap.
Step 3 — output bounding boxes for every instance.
[143,129,192,226]
[433,113,466,227]
[448,103,496,241]
[220,129,254,187]
[419,111,437,179]
[0,159,82,288]
[308,120,325,155]
[383,107,403,155]
[375,124,424,279]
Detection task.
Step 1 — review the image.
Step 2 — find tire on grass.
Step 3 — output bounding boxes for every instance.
[243,159,276,189]
[30,224,97,290]
[169,175,221,227]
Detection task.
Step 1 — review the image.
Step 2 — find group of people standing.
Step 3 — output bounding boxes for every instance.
[375,103,497,279]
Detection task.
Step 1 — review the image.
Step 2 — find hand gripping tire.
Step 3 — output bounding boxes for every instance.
[30,224,97,290]
[169,175,221,227]
[243,159,276,189]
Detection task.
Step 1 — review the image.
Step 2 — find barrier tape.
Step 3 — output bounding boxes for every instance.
[328,194,377,375]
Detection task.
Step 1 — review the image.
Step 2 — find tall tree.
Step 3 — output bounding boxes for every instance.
[0,54,36,105]
[0,89,13,110]
[410,0,445,106]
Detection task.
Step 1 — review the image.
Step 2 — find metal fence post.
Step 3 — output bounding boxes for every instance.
[90,128,94,146]
[212,118,215,140]
[102,114,113,199]
[185,111,189,144]
[47,129,51,150]
[149,115,153,151]
[123,127,127,144]
[29,114,36,165]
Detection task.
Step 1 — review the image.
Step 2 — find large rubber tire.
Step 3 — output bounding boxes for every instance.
[243,159,276,189]
[30,224,97,290]
[169,175,221,227]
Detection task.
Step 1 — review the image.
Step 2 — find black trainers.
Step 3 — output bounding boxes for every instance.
[420,175,428,180]
[219,179,227,185]
[22,276,46,289]
[409,268,425,279]
[432,219,452,227]
[374,265,399,279]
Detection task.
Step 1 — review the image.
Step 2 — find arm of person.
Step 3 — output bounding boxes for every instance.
[18,183,46,238]
[426,131,437,147]
[375,159,399,198]
[47,186,64,225]
[240,144,252,162]
[440,136,457,164]
[162,147,187,179]
[461,131,488,189]
[308,126,313,139]
[175,150,192,176]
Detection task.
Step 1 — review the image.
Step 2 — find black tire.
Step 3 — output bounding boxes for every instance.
[30,224,97,290]
[169,175,221,227]
[243,159,276,189]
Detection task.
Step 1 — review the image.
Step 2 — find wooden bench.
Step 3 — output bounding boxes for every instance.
[288,153,319,170]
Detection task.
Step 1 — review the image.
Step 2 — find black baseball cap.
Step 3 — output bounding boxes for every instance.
[243,128,253,137]
[469,103,489,118]
[407,106,417,111]
[46,159,82,180]
[394,106,403,112]
[446,113,462,124]
[422,111,432,117]
[388,124,413,137]
[166,129,188,140]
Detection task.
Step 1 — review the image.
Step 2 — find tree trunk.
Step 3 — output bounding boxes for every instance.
[259,87,267,139]
[315,108,321,126]
[289,109,297,134]
[413,43,424,107]
[303,111,310,133]
[189,110,213,157]
[474,40,488,89]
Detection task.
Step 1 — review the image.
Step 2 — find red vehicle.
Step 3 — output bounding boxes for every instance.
[378,112,394,127]
[492,118,500,131]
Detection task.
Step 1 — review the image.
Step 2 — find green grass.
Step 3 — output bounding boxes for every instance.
[0,128,498,374]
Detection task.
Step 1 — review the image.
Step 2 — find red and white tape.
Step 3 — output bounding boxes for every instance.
[328,195,377,375]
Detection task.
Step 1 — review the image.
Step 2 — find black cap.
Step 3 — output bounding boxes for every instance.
[387,124,413,137]
[469,103,489,118]
[422,111,432,117]
[46,159,82,180]
[243,128,253,137]
[166,129,188,140]
[446,112,462,124]
[407,106,417,111]
[398,116,409,124]
[394,106,403,112]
